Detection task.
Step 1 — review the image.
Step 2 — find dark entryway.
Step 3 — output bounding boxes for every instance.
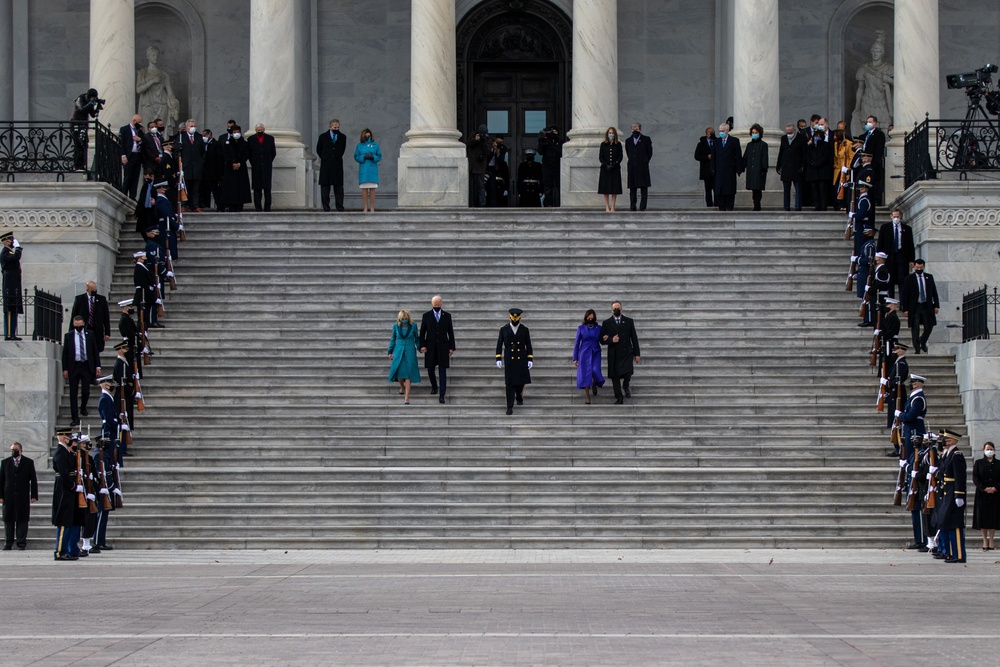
[457,1,571,206]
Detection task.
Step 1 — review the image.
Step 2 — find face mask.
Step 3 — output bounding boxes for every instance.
[232,133,241,139]
[432,307,441,313]
[586,319,595,324]
[751,133,760,140]
[150,128,158,135]
[364,135,371,142]
[189,127,197,134]
[74,324,84,331]
[708,133,715,139]
[612,308,622,317]
[865,123,873,132]
[787,133,795,139]
[157,126,165,133]
[891,217,900,224]
[10,451,19,458]
[256,131,264,136]
[718,131,726,139]
[987,450,996,458]
[818,125,826,132]
[632,131,640,139]
[915,269,923,274]
[608,134,615,141]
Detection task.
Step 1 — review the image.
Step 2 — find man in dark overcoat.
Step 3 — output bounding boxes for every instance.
[419,295,456,403]
[600,301,641,404]
[710,121,742,211]
[248,123,278,212]
[776,123,806,211]
[201,129,219,210]
[517,149,543,207]
[317,119,347,212]
[900,259,940,354]
[176,119,206,212]
[876,209,915,299]
[625,122,653,211]
[1,231,23,340]
[70,281,111,353]
[219,127,251,212]
[693,127,716,207]
[1,442,38,550]
[496,308,533,415]
[119,114,144,198]
[51,430,80,560]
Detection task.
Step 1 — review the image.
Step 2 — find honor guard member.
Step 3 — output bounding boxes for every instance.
[88,436,115,552]
[856,226,877,326]
[118,299,142,378]
[517,149,543,207]
[77,434,99,556]
[851,179,875,256]
[895,374,927,460]
[933,428,968,563]
[51,429,80,560]
[884,342,909,429]
[881,297,901,362]
[132,251,155,331]
[496,308,533,415]
[112,339,135,454]
[851,149,874,207]
[1,231,23,340]
[97,374,118,453]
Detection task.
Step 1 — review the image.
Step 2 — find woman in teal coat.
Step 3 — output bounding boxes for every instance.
[354,128,382,213]
[387,308,421,403]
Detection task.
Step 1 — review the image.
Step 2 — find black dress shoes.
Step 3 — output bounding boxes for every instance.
[430,386,437,394]
[505,408,513,415]
[439,396,445,404]
[2,545,11,551]
[917,546,929,553]
[922,343,928,353]
[944,558,966,563]
[97,544,113,550]
[906,543,922,549]
[54,554,78,561]
[80,408,89,417]
[614,399,624,404]
[624,387,631,398]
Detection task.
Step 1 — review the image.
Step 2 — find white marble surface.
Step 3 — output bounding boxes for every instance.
[89,0,135,131]
[733,0,780,131]
[955,340,1000,451]
[249,0,297,129]
[0,0,12,120]
[893,0,940,130]
[0,340,61,464]
[408,0,458,134]
[571,0,617,137]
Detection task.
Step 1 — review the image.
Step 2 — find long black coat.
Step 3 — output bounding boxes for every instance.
[220,137,252,205]
[710,136,742,196]
[176,131,206,181]
[600,315,640,378]
[248,133,277,190]
[933,448,967,530]
[70,292,111,351]
[496,324,532,385]
[973,456,1000,530]
[316,130,347,186]
[694,136,714,181]
[776,133,806,183]
[804,139,833,182]
[598,142,623,195]
[625,134,652,189]
[51,445,77,527]
[1,245,22,314]
[419,309,455,369]
[900,272,940,328]
[0,455,38,522]
[742,139,769,190]
[203,138,220,189]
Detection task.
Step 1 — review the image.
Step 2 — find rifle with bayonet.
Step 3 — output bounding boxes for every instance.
[868,300,883,367]
[95,441,113,511]
[78,444,98,514]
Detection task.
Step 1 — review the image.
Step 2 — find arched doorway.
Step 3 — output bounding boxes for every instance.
[457,0,572,205]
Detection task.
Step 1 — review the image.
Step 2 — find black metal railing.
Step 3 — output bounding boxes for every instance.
[0,287,64,342]
[904,116,1000,188]
[961,285,1000,342]
[0,120,122,188]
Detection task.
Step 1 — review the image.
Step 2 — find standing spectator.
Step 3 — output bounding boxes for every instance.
[466,125,490,207]
[119,114,144,198]
[496,308,533,415]
[419,295,456,404]
[710,122,741,211]
[70,281,111,353]
[741,123,768,211]
[248,123,277,212]
[200,129,218,210]
[62,315,101,426]
[694,127,716,208]
[387,309,421,404]
[516,149,543,207]
[625,122,653,211]
[900,259,940,354]
[600,301,640,405]
[973,441,999,551]
[317,119,347,212]
[537,125,564,207]
[1,231,23,341]
[598,127,623,212]
[876,208,915,298]
[805,128,832,211]
[176,119,205,213]
[860,115,887,205]
[831,129,852,211]
[140,120,163,173]
[485,137,510,207]
[0,442,38,550]
[776,123,805,211]
[219,126,251,212]
[354,128,382,214]
[573,309,605,405]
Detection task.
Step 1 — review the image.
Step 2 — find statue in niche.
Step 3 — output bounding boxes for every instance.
[136,45,180,130]
[851,30,894,136]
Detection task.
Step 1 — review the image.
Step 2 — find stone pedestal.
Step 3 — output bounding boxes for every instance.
[955,340,1000,453]
[89,0,135,131]
[0,340,61,464]
[397,0,467,207]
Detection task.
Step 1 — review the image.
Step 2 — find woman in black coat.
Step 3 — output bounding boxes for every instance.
[219,125,251,212]
[973,441,999,550]
[598,127,623,212]
[741,123,769,211]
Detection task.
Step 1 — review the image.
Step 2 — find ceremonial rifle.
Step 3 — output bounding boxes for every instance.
[868,303,882,367]
[95,446,113,511]
[876,360,888,413]
[889,378,904,447]
[118,388,133,447]
[858,255,875,318]
[79,446,98,514]
[892,447,907,507]
[111,461,124,509]
[75,448,88,509]
[924,446,938,512]
[905,437,922,511]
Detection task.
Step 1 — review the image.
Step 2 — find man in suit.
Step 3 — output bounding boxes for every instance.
[0,441,38,550]
[600,301,641,404]
[119,114,144,198]
[140,120,164,173]
[419,295,456,404]
[694,127,716,208]
[201,129,219,210]
[316,119,347,212]
[860,115,887,205]
[176,119,205,212]
[901,258,940,354]
[496,308,533,415]
[776,123,806,211]
[625,122,653,211]
[710,122,742,211]
[248,123,278,212]
[876,208,915,297]
[1,231,22,340]
[70,281,111,353]
[62,315,101,426]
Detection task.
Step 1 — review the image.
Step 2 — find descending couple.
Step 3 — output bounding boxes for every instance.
[386,296,456,404]
[573,301,641,405]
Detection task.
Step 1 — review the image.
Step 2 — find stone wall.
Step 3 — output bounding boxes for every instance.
[0,341,61,464]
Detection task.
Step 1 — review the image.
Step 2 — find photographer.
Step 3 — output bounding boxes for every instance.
[70,88,105,171]
[466,125,490,207]
[536,124,564,207]
[485,136,509,207]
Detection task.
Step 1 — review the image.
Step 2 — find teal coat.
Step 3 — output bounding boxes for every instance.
[387,321,421,383]
[354,141,382,184]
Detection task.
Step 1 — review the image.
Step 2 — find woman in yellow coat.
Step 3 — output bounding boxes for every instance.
[832,129,853,211]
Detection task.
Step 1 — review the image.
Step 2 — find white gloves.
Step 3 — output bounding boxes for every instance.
[956,498,965,507]
[899,459,907,468]
[99,488,110,495]
[527,361,533,370]
[880,378,888,386]
[841,166,849,174]
[11,239,20,248]
[929,466,938,474]
[86,493,95,502]
[894,410,902,418]
[496,360,503,369]
[75,485,84,493]
[911,470,918,478]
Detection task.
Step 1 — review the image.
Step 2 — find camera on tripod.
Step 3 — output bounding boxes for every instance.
[946,63,997,90]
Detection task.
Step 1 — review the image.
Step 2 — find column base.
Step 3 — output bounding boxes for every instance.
[267,130,313,209]
[558,130,607,209]
[397,131,468,207]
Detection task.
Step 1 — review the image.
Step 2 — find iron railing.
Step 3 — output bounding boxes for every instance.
[904,116,1000,188]
[961,285,1000,342]
[0,120,122,189]
[0,286,64,342]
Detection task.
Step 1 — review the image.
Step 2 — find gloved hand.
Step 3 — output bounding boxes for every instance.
[956,498,965,508]
[880,378,888,386]
[841,166,849,174]
[911,470,918,478]
[894,410,902,418]
[496,360,503,369]
[75,485,84,493]
[12,239,20,248]
[86,493,95,502]
[527,361,533,370]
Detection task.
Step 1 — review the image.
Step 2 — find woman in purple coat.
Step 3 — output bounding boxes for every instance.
[573,309,605,404]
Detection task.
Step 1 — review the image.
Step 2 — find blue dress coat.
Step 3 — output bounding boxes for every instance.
[354,141,382,185]
[573,323,606,389]
[387,322,421,383]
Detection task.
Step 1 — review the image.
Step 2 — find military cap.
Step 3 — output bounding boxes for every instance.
[857,151,873,158]
[939,428,963,441]
[855,179,871,188]
[508,308,523,316]
[885,297,900,305]
[524,148,536,155]
[910,374,927,384]
[133,250,147,259]
[144,225,159,234]
[96,374,116,386]
[55,427,74,438]
[117,298,133,308]
[0,231,13,242]
[114,339,130,351]
[893,342,909,350]
[153,180,169,188]
[875,251,888,259]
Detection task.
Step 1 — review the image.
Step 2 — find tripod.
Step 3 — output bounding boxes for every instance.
[949,86,1000,173]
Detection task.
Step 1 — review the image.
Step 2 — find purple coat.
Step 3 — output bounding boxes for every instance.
[573,323,606,390]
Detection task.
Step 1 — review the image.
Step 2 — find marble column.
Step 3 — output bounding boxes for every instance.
[397,0,467,207]
[560,0,618,208]
[89,0,134,131]
[249,0,312,208]
[0,0,12,120]
[886,0,940,205]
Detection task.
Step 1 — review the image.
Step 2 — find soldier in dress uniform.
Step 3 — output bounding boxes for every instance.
[896,374,927,460]
[51,429,80,560]
[933,428,968,563]
[132,250,155,332]
[90,436,116,552]
[851,179,875,256]
[881,297,901,364]
[856,226,877,326]
[517,149,543,207]
[112,339,135,456]
[884,342,909,429]
[496,308,533,415]
[1,231,23,340]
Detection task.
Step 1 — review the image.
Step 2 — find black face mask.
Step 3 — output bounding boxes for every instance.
[632,131,640,139]
[915,269,924,274]
[612,308,622,317]
[10,451,19,458]
[432,307,441,313]
[586,319,596,324]
[73,324,85,331]
[256,131,264,136]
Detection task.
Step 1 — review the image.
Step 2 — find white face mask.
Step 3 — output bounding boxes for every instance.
[608,134,615,141]
[891,216,900,224]
[150,128,158,135]
[232,132,241,139]
[987,450,996,458]
[865,123,874,132]
[189,126,197,134]
[787,133,795,139]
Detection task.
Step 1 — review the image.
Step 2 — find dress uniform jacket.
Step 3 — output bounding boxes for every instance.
[99,389,118,443]
[0,455,38,523]
[881,310,900,353]
[599,315,640,379]
[51,444,77,527]
[934,447,967,530]
[1,244,23,315]
[900,388,927,445]
[496,324,532,386]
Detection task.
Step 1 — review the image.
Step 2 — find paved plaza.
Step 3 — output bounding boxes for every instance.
[1,548,997,666]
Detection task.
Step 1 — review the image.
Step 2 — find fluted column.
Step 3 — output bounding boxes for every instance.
[249,0,312,208]
[0,0,12,120]
[397,0,467,207]
[560,0,618,208]
[89,0,134,131]
[732,0,780,132]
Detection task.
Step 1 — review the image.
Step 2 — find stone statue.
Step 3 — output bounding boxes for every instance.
[136,45,180,130]
[851,30,894,137]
